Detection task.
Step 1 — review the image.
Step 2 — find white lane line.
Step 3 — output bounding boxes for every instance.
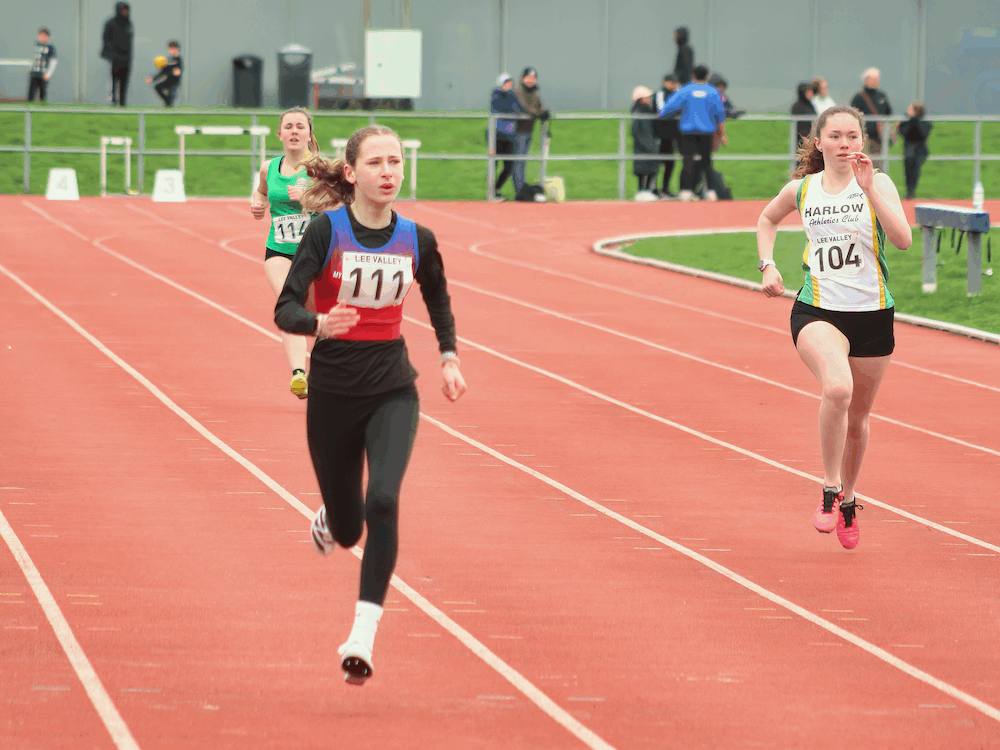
[444,278,1000,458]
[419,412,1000,724]
[444,234,1000,394]
[0,510,141,750]
[22,205,1000,551]
[403,316,1000,554]
[0,263,617,750]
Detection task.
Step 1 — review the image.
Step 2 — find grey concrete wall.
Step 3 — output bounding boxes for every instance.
[0,0,996,114]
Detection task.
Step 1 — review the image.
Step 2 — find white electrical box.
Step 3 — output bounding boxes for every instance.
[365,30,422,99]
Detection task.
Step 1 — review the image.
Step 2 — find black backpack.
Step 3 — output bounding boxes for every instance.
[516,184,546,202]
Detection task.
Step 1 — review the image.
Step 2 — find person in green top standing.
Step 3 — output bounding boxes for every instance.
[251,107,328,399]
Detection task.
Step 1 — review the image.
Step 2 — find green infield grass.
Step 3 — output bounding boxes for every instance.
[623,228,1000,335]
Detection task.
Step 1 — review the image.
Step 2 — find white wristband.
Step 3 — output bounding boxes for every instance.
[441,351,460,367]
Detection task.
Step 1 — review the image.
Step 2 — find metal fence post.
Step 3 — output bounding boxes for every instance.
[251,113,259,176]
[23,110,31,194]
[880,116,890,175]
[487,114,497,201]
[973,119,982,187]
[138,111,145,193]
[789,120,797,175]
[618,116,626,201]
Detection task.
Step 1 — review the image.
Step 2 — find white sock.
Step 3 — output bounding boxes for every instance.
[346,600,383,653]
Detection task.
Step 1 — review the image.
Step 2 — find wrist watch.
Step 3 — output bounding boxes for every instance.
[757,259,776,272]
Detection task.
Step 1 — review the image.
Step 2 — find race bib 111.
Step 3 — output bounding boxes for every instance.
[337,251,414,309]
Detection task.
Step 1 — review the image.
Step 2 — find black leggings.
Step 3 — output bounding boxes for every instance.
[111,64,130,106]
[495,136,516,192]
[679,133,713,191]
[306,384,419,605]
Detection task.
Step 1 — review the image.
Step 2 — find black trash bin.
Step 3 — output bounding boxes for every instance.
[278,44,312,109]
[232,55,263,108]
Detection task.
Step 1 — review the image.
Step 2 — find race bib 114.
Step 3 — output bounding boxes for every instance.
[272,213,310,244]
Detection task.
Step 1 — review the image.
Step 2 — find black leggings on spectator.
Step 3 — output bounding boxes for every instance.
[495,137,516,193]
[306,384,419,605]
[659,137,675,193]
[679,133,714,192]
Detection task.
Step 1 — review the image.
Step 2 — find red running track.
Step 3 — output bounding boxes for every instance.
[1,195,998,750]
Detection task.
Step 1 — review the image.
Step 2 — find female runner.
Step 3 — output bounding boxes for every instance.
[251,107,321,398]
[274,124,467,684]
[756,105,911,549]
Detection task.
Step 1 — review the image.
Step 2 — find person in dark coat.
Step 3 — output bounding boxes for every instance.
[791,82,817,146]
[489,73,525,201]
[898,101,932,199]
[673,27,695,86]
[630,86,660,195]
[850,67,893,170]
[101,2,133,106]
[653,74,681,197]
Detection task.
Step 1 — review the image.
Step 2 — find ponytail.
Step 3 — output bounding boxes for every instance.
[791,104,866,179]
[301,156,351,213]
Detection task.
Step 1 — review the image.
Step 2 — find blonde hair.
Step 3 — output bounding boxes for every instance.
[300,124,403,213]
[791,105,866,179]
[278,107,319,156]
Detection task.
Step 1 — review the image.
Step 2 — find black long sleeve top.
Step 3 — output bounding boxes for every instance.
[274,207,457,396]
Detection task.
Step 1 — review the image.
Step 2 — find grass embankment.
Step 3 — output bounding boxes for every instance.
[624,229,1000,335]
[0,106,997,201]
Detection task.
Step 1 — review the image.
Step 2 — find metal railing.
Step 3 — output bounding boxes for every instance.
[1,107,997,200]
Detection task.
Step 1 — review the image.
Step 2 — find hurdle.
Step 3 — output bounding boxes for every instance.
[99,136,132,197]
[915,203,991,296]
[174,125,270,179]
[331,137,421,200]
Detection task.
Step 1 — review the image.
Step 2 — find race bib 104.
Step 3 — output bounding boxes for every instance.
[272,213,310,244]
[808,232,865,279]
[337,251,414,309]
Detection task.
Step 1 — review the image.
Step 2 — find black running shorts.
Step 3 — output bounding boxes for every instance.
[790,299,895,357]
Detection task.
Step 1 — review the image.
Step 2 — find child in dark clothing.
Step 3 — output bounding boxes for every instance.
[145,40,182,107]
[898,101,932,200]
[27,28,57,102]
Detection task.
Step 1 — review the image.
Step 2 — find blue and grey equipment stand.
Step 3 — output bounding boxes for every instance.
[914,204,991,297]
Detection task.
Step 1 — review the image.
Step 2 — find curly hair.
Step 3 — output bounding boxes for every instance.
[791,105,866,179]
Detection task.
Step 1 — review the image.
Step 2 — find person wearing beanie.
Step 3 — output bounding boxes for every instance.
[512,67,550,197]
[631,85,661,196]
[490,72,525,200]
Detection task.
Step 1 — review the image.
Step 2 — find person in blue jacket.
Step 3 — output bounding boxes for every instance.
[490,73,524,201]
[658,64,725,201]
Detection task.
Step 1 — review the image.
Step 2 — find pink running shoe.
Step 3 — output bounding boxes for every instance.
[813,487,842,533]
[836,502,863,549]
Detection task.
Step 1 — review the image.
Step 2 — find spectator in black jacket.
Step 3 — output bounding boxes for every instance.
[101,2,133,106]
[653,74,680,197]
[631,86,660,196]
[850,68,893,170]
[145,40,182,107]
[489,73,524,201]
[673,27,694,86]
[791,82,817,146]
[898,101,932,199]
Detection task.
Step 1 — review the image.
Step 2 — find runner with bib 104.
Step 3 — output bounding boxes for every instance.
[755,105,912,551]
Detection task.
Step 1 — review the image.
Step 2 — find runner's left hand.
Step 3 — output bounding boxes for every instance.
[442,362,467,402]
